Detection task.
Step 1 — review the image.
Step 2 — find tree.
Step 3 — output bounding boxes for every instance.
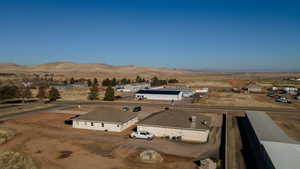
[70,77,75,84]
[120,78,129,85]
[48,87,60,101]
[63,79,68,85]
[88,84,99,100]
[103,86,115,101]
[111,78,117,86]
[136,76,145,83]
[102,78,111,86]
[168,78,179,83]
[93,78,98,86]
[36,86,47,101]
[0,85,18,101]
[19,87,32,102]
[87,79,92,87]
[150,76,167,86]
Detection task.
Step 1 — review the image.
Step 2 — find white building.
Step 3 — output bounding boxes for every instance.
[196,88,209,93]
[137,110,211,142]
[73,109,138,132]
[135,90,183,101]
[283,87,298,93]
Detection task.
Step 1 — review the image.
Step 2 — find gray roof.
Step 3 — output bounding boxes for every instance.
[246,111,300,169]
[138,110,211,130]
[261,141,300,169]
[246,111,297,143]
[75,108,137,124]
[136,90,181,95]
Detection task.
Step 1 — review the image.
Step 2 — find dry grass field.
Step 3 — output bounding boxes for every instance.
[197,91,295,108]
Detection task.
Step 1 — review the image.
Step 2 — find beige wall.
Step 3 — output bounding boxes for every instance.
[73,117,138,132]
[137,125,209,142]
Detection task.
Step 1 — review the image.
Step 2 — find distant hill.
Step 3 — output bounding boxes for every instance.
[0,62,193,78]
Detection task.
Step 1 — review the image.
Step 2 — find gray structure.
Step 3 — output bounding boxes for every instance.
[50,83,88,90]
[116,83,150,92]
[245,111,300,169]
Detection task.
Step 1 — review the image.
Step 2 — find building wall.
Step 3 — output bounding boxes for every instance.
[73,117,138,132]
[135,93,182,100]
[137,125,209,142]
[120,117,138,130]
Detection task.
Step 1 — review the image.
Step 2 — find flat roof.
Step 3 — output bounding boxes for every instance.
[136,90,181,95]
[138,110,211,130]
[246,111,297,143]
[262,141,300,169]
[75,108,137,124]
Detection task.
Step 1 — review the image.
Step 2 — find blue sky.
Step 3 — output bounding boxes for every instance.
[0,0,299,71]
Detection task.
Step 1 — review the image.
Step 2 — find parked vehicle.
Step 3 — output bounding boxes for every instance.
[276,97,292,104]
[133,106,142,112]
[267,93,280,99]
[267,93,275,97]
[130,131,154,140]
[115,95,122,99]
[294,95,300,100]
[122,106,129,111]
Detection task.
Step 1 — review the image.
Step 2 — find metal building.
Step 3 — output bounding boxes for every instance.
[135,89,183,101]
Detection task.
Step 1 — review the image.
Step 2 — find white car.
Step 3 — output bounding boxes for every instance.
[130,131,154,140]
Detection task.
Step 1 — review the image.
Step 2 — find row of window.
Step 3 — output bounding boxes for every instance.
[83,121,105,127]
[80,122,120,128]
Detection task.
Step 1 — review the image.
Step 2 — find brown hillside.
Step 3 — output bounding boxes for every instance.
[0,62,193,78]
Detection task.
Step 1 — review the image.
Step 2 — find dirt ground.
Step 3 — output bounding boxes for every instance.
[0,112,221,169]
[227,114,246,169]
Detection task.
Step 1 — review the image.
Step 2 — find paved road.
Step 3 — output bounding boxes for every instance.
[58,100,300,112]
[0,104,69,120]
[1,100,299,120]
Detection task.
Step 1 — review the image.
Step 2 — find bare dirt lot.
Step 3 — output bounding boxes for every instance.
[269,112,300,142]
[0,112,221,169]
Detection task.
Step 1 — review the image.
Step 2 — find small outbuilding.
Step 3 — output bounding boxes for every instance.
[135,90,183,101]
[137,110,211,142]
[247,83,262,93]
[73,109,138,132]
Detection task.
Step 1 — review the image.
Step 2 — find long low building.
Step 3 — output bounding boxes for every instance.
[137,110,211,142]
[135,89,183,101]
[73,108,138,132]
[238,111,300,169]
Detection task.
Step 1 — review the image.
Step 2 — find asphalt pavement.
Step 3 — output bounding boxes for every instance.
[1,100,300,120]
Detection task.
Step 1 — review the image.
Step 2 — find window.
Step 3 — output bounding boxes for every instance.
[91,122,94,126]
[101,123,104,127]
